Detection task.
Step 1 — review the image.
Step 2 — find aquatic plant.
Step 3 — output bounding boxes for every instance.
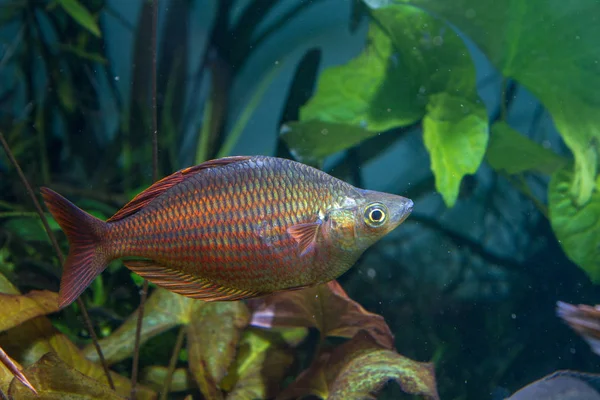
[1,0,599,398]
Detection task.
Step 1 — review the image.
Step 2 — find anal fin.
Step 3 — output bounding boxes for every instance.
[124,260,263,301]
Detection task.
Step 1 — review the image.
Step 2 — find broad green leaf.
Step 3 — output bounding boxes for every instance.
[8,352,121,399]
[278,331,439,400]
[57,0,102,37]
[83,288,202,365]
[222,328,301,399]
[549,168,600,282]
[281,121,372,166]
[0,290,59,332]
[393,0,600,205]
[300,22,421,131]
[487,121,568,175]
[187,302,250,400]
[286,5,487,205]
[142,366,195,392]
[249,281,394,349]
[0,317,156,399]
[423,93,488,206]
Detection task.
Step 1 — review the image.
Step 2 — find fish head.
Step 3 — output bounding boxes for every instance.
[323,189,413,254]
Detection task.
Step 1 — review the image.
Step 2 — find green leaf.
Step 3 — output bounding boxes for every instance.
[423,93,488,206]
[486,121,568,175]
[222,328,299,400]
[281,121,372,166]
[83,288,202,365]
[285,5,487,206]
[278,331,439,400]
[8,352,120,399]
[394,0,600,205]
[186,302,250,400]
[141,366,195,392]
[549,167,600,282]
[57,0,101,37]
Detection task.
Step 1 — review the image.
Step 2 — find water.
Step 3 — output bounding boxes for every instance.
[1,0,599,399]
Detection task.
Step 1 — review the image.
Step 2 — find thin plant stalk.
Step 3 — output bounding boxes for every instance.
[131,0,159,398]
[0,132,115,391]
[159,326,186,400]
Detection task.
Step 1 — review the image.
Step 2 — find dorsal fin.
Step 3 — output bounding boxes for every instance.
[107,156,252,222]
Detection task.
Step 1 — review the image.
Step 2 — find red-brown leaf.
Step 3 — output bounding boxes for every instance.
[249,281,394,349]
[0,345,36,394]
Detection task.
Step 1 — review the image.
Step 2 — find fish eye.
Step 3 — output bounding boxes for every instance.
[364,203,388,227]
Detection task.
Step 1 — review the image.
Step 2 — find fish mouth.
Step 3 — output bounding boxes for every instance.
[391,197,413,227]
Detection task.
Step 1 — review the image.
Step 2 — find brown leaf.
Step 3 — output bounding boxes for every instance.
[187,302,250,400]
[84,288,203,365]
[223,328,303,400]
[0,290,60,332]
[8,352,123,399]
[507,371,600,399]
[278,331,439,400]
[249,281,394,349]
[0,345,35,394]
[141,366,195,392]
[0,271,156,398]
[0,317,156,399]
[557,301,600,356]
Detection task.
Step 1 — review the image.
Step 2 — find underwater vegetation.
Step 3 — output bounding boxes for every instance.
[0,0,600,399]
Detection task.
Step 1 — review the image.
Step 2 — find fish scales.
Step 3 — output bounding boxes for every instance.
[108,158,340,289]
[40,155,413,308]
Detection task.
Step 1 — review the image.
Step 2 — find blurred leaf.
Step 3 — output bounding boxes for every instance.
[278,331,439,400]
[487,121,568,175]
[507,371,600,400]
[8,352,120,399]
[141,366,195,393]
[0,273,19,295]
[57,0,101,37]
[187,302,250,400]
[281,121,372,166]
[0,290,59,332]
[222,328,299,399]
[0,317,156,399]
[549,167,600,282]
[557,301,600,357]
[84,288,202,365]
[58,44,108,63]
[249,281,394,349]
[397,0,600,205]
[423,93,488,206]
[3,218,49,242]
[0,345,36,395]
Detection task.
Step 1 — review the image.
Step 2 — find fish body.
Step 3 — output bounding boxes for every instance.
[41,156,413,308]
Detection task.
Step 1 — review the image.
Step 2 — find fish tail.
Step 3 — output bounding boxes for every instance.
[40,187,110,309]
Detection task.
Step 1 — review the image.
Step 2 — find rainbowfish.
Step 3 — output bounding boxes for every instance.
[41,156,413,308]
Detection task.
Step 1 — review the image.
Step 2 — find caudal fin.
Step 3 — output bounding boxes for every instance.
[40,187,109,308]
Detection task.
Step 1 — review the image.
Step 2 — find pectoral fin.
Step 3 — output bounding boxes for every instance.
[287,221,322,257]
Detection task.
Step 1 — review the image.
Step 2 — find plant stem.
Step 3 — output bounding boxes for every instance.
[216,59,284,158]
[0,132,115,390]
[159,326,186,400]
[131,0,159,398]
